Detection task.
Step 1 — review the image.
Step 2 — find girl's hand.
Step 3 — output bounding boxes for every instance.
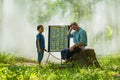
[44,49,47,52]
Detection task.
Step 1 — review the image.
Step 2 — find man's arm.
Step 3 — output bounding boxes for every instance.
[73,42,83,48]
[67,27,72,35]
[67,27,74,38]
[69,42,83,51]
[69,30,87,51]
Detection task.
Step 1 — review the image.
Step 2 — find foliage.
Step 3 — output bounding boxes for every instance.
[105,26,113,40]
[0,52,15,64]
[90,25,113,46]
[28,0,99,24]
[0,52,36,64]
[0,52,120,80]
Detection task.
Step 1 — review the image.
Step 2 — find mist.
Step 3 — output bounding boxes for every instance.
[0,0,36,58]
[0,0,120,62]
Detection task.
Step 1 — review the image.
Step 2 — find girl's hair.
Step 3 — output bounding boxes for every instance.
[37,25,43,31]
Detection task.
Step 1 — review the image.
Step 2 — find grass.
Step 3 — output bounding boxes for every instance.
[0,52,120,80]
[0,52,36,64]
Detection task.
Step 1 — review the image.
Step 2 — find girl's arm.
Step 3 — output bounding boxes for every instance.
[38,40,41,53]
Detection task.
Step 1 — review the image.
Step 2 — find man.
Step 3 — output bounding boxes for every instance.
[61,22,87,62]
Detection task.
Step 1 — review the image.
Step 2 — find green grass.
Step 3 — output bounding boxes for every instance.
[0,52,36,64]
[0,52,15,64]
[0,52,120,80]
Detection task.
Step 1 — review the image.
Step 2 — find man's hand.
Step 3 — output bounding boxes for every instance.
[69,46,74,52]
[69,27,73,30]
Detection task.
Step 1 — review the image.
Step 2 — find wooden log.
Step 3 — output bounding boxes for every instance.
[71,49,100,67]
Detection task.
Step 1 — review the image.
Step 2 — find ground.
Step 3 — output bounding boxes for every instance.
[0,52,120,80]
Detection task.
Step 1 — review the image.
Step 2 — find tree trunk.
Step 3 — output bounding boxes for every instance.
[71,49,100,67]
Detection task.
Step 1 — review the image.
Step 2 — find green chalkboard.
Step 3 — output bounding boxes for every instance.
[48,25,70,52]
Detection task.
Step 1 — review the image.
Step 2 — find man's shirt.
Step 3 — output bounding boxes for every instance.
[67,28,87,46]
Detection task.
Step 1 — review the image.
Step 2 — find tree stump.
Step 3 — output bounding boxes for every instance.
[71,49,100,67]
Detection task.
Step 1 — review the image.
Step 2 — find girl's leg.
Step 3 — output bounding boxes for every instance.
[41,52,44,62]
[38,52,42,65]
[38,51,44,65]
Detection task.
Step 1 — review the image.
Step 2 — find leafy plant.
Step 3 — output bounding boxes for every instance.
[0,52,120,80]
